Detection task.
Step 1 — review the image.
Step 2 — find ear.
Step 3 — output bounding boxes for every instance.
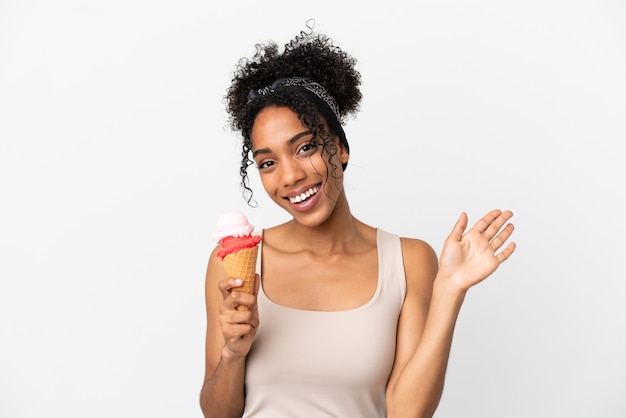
[338,140,349,165]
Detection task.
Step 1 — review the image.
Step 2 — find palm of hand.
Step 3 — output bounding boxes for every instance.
[438,210,516,292]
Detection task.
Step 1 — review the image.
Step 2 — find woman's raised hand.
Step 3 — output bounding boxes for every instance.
[437,209,516,293]
[217,275,260,358]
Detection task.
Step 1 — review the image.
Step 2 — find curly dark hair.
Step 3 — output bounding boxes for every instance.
[224,24,362,204]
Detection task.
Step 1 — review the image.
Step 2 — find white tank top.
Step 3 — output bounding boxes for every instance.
[242,229,406,417]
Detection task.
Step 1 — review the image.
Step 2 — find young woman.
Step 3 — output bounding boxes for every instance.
[200,28,516,418]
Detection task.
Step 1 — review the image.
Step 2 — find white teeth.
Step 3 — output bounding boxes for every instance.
[289,186,319,204]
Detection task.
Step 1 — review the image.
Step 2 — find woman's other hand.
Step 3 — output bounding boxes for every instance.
[438,209,516,293]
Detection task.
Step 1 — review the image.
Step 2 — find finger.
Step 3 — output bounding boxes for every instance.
[483,210,514,241]
[489,223,515,251]
[471,209,502,234]
[237,275,261,312]
[220,308,259,329]
[448,212,468,242]
[230,289,258,312]
[224,323,257,343]
[495,241,517,263]
[226,333,256,344]
[218,277,244,298]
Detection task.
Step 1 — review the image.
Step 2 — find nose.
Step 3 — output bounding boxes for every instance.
[280,158,306,186]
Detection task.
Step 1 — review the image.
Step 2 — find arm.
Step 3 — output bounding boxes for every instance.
[386,210,516,418]
[199,246,260,418]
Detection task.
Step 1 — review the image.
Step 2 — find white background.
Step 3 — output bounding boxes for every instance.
[1,0,625,417]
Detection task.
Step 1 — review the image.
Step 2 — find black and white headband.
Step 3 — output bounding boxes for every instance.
[247,77,341,122]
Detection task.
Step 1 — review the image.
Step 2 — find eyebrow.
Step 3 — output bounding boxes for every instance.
[252,131,313,158]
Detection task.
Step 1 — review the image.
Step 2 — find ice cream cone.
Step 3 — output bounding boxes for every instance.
[214,210,262,312]
[222,246,258,311]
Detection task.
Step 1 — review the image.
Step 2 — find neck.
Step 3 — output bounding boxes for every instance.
[283,191,364,255]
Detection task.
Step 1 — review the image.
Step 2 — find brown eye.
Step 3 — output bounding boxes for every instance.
[257,160,275,169]
[297,142,318,155]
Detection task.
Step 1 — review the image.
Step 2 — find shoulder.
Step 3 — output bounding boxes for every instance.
[399,236,438,293]
[399,237,437,265]
[206,244,227,284]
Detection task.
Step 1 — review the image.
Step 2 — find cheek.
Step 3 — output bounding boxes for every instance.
[318,148,345,179]
[308,155,328,176]
[311,145,337,172]
[315,158,344,193]
[258,172,286,203]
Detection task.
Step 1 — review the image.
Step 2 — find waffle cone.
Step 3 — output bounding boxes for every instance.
[222,246,258,311]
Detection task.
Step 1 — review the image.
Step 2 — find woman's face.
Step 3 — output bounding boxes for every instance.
[250,106,349,226]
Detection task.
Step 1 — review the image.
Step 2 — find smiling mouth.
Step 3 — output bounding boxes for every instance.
[288,185,320,204]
